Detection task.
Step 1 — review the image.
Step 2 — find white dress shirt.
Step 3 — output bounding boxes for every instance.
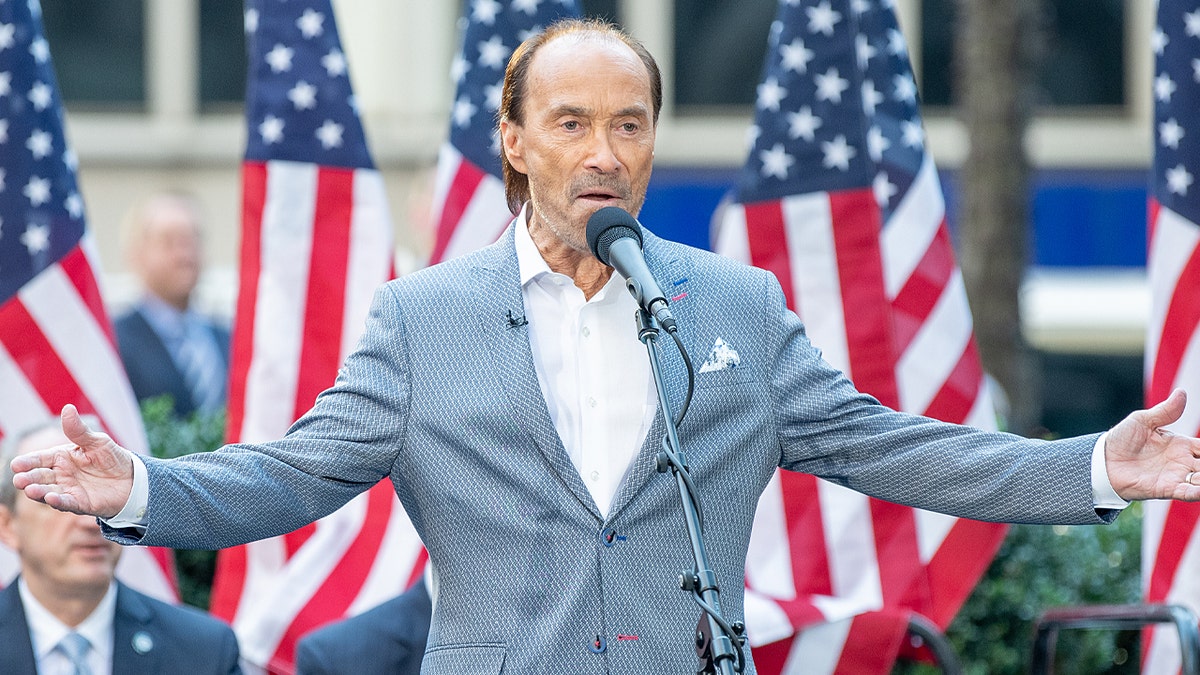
[514,207,658,517]
[20,578,116,675]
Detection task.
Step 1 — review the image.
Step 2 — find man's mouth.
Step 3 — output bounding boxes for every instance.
[576,189,622,202]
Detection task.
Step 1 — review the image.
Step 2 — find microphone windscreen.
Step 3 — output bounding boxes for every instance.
[586,206,642,266]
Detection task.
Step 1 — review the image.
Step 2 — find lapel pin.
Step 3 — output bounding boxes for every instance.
[132,631,154,655]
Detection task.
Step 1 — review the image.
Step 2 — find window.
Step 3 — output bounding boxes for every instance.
[42,1,145,109]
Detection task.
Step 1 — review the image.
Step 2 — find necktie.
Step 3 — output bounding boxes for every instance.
[176,317,222,413]
[57,632,93,675]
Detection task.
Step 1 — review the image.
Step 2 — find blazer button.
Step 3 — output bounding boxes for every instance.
[599,527,626,547]
[588,635,607,654]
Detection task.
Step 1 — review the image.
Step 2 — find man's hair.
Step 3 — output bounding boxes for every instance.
[498,18,663,215]
[0,415,100,510]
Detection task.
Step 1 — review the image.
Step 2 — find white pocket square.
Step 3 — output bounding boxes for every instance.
[699,337,741,373]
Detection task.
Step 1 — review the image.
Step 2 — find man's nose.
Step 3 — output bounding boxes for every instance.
[584,130,621,173]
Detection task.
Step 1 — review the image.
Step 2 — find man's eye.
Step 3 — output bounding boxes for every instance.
[622,123,638,133]
[563,121,579,131]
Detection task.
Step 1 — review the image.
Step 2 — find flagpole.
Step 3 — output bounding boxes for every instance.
[636,310,745,675]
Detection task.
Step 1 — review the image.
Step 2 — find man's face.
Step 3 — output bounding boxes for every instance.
[501,34,656,253]
[0,428,121,599]
[134,198,203,309]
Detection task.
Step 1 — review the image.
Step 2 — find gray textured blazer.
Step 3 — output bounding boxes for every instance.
[107,227,1111,674]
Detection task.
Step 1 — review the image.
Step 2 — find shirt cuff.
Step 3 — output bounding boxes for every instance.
[102,453,149,531]
[1092,432,1130,510]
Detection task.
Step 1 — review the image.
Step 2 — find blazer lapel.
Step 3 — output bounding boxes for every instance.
[471,229,603,520]
[0,581,38,674]
[607,234,697,521]
[112,583,159,675]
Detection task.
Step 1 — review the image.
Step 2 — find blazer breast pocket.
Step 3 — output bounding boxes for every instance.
[693,361,758,389]
[422,643,506,674]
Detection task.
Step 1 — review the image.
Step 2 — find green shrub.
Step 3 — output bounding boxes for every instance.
[140,395,226,610]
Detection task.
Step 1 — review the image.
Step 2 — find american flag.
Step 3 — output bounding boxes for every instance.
[206,2,422,672]
[1142,1,1200,671]
[0,0,176,602]
[427,0,581,264]
[712,0,1005,671]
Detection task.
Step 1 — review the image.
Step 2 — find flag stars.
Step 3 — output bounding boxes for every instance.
[315,120,344,149]
[288,81,318,110]
[63,148,77,172]
[787,106,821,141]
[477,35,511,68]
[867,125,890,162]
[1156,72,1177,103]
[1167,164,1194,196]
[901,120,925,148]
[1193,58,1200,84]
[23,175,50,206]
[452,95,478,127]
[1153,28,1169,56]
[296,9,325,38]
[1187,10,1200,37]
[1160,118,1185,149]
[806,1,841,36]
[861,80,883,116]
[266,44,295,73]
[780,38,814,74]
[20,223,50,255]
[259,115,284,144]
[821,134,856,171]
[473,0,502,26]
[28,81,51,110]
[0,23,13,50]
[26,129,51,159]
[29,37,48,63]
[873,171,898,207]
[244,9,259,34]
[756,76,787,111]
[512,0,541,15]
[322,49,347,77]
[887,28,906,56]
[814,68,849,103]
[0,71,11,97]
[855,34,877,70]
[759,143,795,180]
[65,192,83,219]
[484,82,502,112]
[0,119,8,144]
[450,54,470,83]
[893,72,917,104]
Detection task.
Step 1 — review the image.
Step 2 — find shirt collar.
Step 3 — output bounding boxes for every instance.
[137,293,189,341]
[513,203,627,303]
[19,577,116,660]
[514,203,553,288]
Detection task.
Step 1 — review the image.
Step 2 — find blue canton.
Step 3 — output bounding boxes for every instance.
[0,0,85,305]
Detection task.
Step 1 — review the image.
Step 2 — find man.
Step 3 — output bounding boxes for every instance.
[10,19,1200,674]
[114,191,230,417]
[0,420,241,674]
[294,580,432,675]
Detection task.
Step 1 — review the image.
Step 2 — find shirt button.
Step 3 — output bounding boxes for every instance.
[587,396,597,408]
[588,635,607,654]
[590,470,600,482]
[582,326,591,337]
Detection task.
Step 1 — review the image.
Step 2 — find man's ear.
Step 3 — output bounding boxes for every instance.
[500,119,528,174]
[0,505,19,551]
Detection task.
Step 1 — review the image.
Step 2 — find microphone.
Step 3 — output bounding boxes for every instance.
[586,207,677,333]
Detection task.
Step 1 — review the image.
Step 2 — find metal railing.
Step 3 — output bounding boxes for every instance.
[1031,604,1200,674]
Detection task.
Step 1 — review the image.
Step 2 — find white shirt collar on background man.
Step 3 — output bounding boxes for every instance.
[19,577,116,675]
[514,205,657,518]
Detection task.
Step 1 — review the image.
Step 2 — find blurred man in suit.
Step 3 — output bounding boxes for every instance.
[114,191,229,417]
[0,419,242,674]
[295,580,432,675]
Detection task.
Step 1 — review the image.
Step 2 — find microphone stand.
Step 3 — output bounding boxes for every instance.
[636,309,744,675]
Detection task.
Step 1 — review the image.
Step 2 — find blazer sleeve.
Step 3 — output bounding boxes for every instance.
[112,283,415,550]
[759,269,1108,526]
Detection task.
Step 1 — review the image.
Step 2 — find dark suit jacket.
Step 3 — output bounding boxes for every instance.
[114,306,230,417]
[294,583,432,675]
[0,579,241,674]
